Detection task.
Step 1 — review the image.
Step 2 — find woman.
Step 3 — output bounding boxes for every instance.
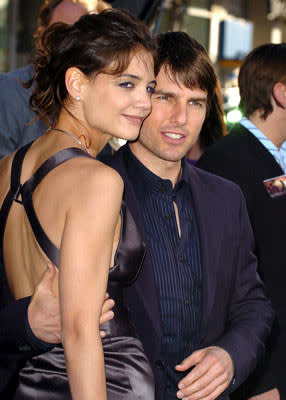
[0,9,156,399]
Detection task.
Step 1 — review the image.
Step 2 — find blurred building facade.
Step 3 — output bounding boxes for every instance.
[154,0,286,122]
[0,1,285,85]
[0,0,42,71]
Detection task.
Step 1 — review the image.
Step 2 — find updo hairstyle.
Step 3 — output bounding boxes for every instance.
[29,8,156,125]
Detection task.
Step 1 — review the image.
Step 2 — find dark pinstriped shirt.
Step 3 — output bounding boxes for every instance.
[127,146,202,398]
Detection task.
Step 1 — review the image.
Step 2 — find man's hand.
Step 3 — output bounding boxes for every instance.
[28,263,61,343]
[175,346,234,400]
[99,294,115,337]
[28,263,115,343]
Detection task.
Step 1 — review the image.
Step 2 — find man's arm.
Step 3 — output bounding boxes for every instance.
[0,265,57,393]
[0,263,114,393]
[211,190,274,387]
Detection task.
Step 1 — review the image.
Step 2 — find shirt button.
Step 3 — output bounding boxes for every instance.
[155,360,165,369]
[161,183,168,192]
[178,255,184,262]
[19,344,31,352]
[166,214,172,220]
[185,299,191,305]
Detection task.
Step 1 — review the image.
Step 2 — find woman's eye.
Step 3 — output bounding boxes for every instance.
[119,82,134,89]
[147,86,155,95]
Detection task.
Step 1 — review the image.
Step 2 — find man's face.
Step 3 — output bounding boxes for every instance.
[130,66,208,169]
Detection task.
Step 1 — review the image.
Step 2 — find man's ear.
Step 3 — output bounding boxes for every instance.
[273,82,286,109]
[65,67,87,101]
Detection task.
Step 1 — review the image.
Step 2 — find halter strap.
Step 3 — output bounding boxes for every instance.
[1,145,93,268]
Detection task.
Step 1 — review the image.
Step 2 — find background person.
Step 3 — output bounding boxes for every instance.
[198,43,286,400]
[0,8,156,399]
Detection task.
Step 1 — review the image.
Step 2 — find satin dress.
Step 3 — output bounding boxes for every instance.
[0,144,155,399]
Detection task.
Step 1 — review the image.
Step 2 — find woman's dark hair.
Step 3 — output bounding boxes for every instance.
[239,43,286,119]
[155,32,226,150]
[29,8,156,124]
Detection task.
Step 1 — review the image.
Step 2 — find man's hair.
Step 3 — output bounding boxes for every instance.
[34,0,110,43]
[239,43,286,119]
[155,32,226,149]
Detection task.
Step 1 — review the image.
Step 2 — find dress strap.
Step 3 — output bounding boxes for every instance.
[0,145,93,269]
[19,147,94,268]
[10,142,33,194]
[0,142,33,251]
[21,147,93,195]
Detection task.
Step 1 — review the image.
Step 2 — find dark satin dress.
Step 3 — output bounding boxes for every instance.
[0,143,154,399]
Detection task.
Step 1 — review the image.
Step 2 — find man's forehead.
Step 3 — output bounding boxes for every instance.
[155,67,207,98]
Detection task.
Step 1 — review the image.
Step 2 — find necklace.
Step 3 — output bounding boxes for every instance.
[49,127,91,155]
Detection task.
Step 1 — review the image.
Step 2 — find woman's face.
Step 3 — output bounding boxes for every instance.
[81,49,156,145]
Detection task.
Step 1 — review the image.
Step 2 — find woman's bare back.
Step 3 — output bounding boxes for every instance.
[0,135,121,300]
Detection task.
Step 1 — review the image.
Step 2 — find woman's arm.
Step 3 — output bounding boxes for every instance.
[59,163,123,400]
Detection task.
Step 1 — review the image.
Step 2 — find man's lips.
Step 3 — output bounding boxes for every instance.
[161,130,186,142]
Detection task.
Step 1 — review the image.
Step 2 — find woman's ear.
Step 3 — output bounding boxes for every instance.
[65,67,87,102]
[273,81,286,109]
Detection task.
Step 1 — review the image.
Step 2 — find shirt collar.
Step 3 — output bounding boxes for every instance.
[240,117,286,172]
[240,117,286,151]
[126,144,188,197]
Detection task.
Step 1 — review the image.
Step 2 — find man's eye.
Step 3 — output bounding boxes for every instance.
[119,82,134,88]
[189,101,204,107]
[158,95,169,101]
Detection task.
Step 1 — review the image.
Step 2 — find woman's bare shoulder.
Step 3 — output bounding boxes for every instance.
[67,157,124,207]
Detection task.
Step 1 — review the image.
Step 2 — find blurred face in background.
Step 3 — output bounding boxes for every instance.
[36,0,90,48]
[49,1,89,25]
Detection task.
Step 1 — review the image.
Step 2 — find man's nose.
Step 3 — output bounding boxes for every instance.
[170,103,188,126]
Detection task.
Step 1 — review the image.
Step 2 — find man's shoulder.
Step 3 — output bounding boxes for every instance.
[185,164,246,222]
[108,144,128,174]
[189,163,242,195]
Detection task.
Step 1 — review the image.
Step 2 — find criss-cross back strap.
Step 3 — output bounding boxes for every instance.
[0,145,93,268]
[19,147,94,267]
[0,142,33,254]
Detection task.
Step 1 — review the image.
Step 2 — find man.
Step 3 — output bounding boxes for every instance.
[0,33,273,400]
[197,43,286,400]
[0,0,110,159]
